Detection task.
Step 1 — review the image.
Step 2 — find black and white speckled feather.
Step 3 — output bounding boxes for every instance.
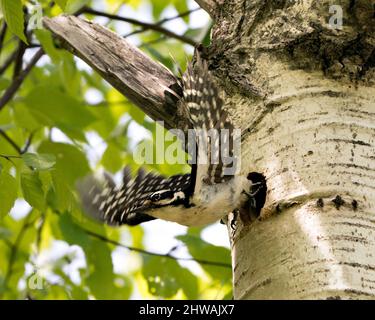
[77,167,191,225]
[182,54,235,185]
[77,53,251,227]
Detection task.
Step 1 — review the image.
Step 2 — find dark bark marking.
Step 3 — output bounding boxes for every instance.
[352,199,358,211]
[332,195,345,210]
[317,198,324,208]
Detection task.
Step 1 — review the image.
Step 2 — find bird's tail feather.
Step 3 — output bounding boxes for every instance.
[76,171,156,226]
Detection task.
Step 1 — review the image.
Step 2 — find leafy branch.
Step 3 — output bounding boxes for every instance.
[12,40,27,80]
[0,22,7,52]
[0,50,19,76]
[123,7,201,38]
[0,130,22,154]
[81,7,198,46]
[0,129,34,156]
[0,48,44,112]
[0,4,200,125]
[0,215,36,299]
[0,129,34,167]
[82,228,232,269]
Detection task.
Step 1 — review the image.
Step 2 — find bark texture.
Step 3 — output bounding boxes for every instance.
[200,0,375,299]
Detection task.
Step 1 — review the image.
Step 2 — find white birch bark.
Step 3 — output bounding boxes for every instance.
[231,63,375,299]
[200,0,375,299]
[45,0,375,299]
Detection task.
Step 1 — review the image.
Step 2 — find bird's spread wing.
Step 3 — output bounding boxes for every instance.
[182,53,235,190]
[78,54,236,226]
[77,167,191,226]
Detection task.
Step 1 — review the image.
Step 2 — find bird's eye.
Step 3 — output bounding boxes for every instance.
[150,193,161,201]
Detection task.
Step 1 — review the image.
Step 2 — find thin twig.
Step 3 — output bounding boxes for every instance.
[0,4,100,112]
[13,41,27,80]
[0,129,22,154]
[0,216,35,299]
[26,43,41,48]
[0,22,7,53]
[35,213,46,255]
[158,7,201,25]
[123,7,201,39]
[0,50,18,76]
[0,48,44,112]
[81,7,197,46]
[0,42,34,79]
[0,155,18,165]
[83,228,232,268]
[139,36,167,49]
[0,154,22,159]
[21,132,34,154]
[0,129,33,155]
[0,2,85,110]
[13,8,29,80]
[88,101,125,107]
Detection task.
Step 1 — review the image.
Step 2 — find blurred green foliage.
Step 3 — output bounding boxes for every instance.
[0,0,231,300]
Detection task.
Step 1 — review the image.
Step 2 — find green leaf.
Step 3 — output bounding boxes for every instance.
[0,123,13,131]
[129,225,144,248]
[24,86,95,141]
[38,142,90,187]
[65,0,90,14]
[0,0,27,43]
[0,171,17,218]
[101,143,123,173]
[128,105,145,125]
[22,153,56,171]
[60,54,82,97]
[34,29,62,63]
[176,234,232,280]
[0,227,12,239]
[12,103,40,131]
[151,0,168,19]
[223,289,233,300]
[86,238,117,299]
[58,213,124,299]
[144,46,174,71]
[20,170,45,210]
[173,0,189,23]
[88,104,117,138]
[59,212,91,248]
[41,174,56,195]
[55,0,68,10]
[47,171,74,212]
[2,215,36,298]
[142,256,198,298]
[111,275,133,300]
[184,27,211,43]
[0,77,10,90]
[201,23,213,47]
[69,284,90,300]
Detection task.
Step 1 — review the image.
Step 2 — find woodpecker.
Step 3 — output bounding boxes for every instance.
[77,54,255,227]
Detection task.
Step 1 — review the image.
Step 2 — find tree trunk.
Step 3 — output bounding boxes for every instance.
[45,0,375,299]
[203,0,375,299]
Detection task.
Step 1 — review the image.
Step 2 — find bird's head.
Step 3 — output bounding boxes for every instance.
[148,190,186,207]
